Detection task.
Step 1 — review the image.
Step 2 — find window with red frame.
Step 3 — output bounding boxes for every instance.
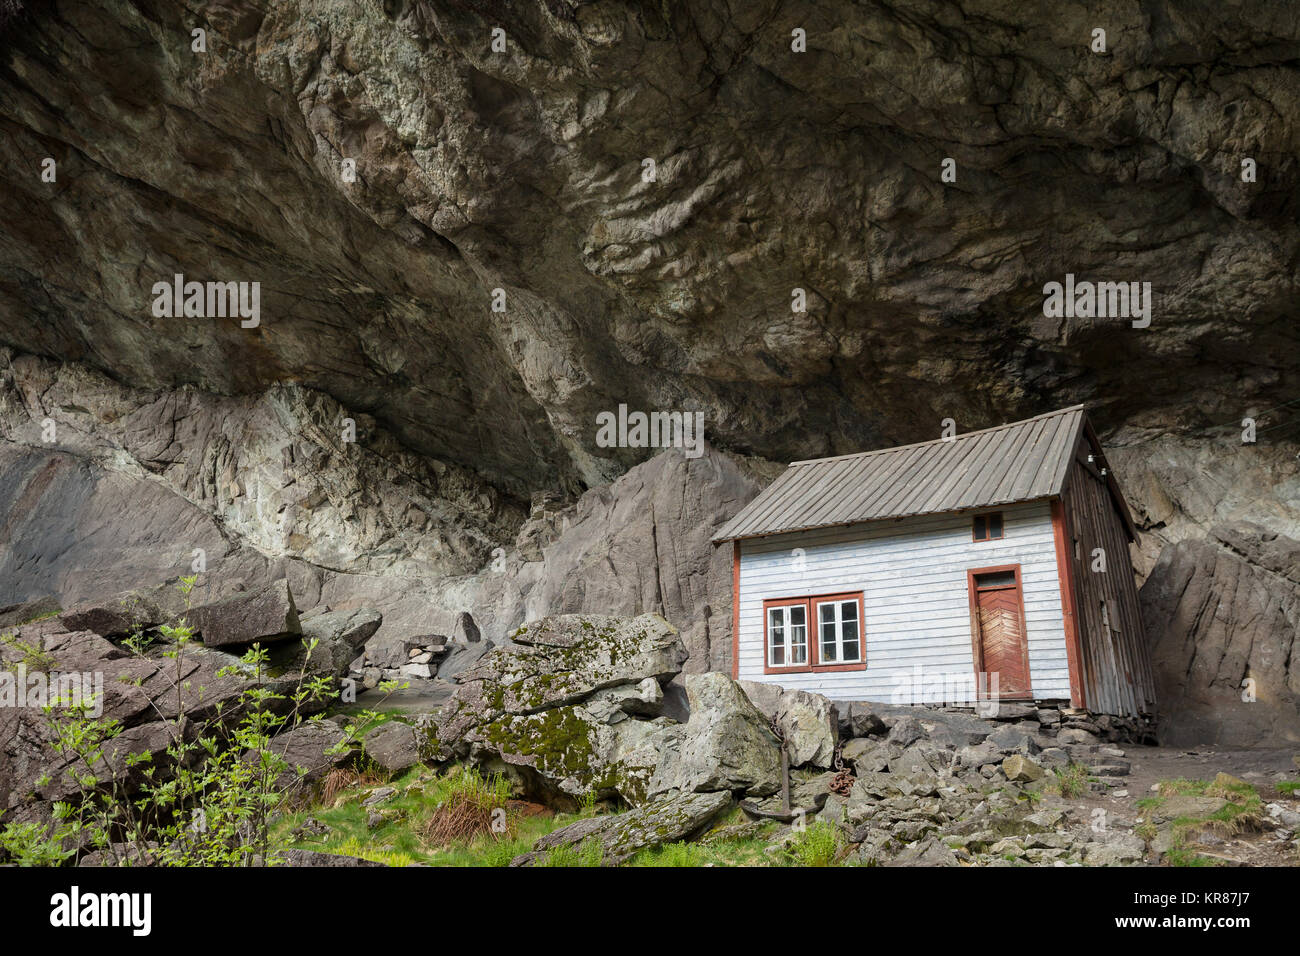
[765,592,864,671]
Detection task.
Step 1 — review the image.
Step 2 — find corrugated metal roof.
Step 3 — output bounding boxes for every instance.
[714,405,1087,542]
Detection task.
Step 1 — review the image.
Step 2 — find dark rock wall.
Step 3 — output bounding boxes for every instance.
[1,1,1296,488]
[1141,524,1300,748]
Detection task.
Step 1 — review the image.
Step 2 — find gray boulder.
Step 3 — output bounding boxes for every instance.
[436,639,495,682]
[364,721,421,775]
[452,611,481,643]
[435,613,687,743]
[0,595,61,629]
[304,607,383,648]
[189,579,301,648]
[888,836,960,867]
[59,581,189,637]
[649,672,781,799]
[841,737,891,772]
[430,614,688,805]
[839,701,888,739]
[281,849,385,867]
[988,724,1042,754]
[739,680,838,768]
[1002,754,1046,783]
[270,608,381,679]
[268,719,350,791]
[887,716,926,748]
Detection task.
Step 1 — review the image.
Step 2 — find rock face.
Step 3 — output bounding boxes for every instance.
[58,583,189,638]
[0,614,272,823]
[1140,523,1300,747]
[1,0,1297,490]
[0,1,1298,751]
[0,353,522,583]
[473,447,768,674]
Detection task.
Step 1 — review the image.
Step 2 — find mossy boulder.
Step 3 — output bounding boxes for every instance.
[510,789,734,866]
[432,613,687,805]
[471,701,672,805]
[435,612,686,744]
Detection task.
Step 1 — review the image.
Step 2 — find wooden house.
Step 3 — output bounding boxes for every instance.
[713,406,1155,718]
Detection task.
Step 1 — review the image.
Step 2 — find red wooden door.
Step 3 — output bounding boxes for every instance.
[971,568,1032,700]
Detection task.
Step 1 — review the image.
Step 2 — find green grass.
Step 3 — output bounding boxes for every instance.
[626,810,782,867]
[1049,762,1089,798]
[1139,777,1265,867]
[332,836,418,867]
[630,841,703,867]
[1166,846,1219,867]
[537,837,603,867]
[273,766,575,867]
[786,819,842,867]
[1277,782,1300,795]
[1147,777,1211,797]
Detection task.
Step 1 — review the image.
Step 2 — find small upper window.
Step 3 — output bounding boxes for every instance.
[973,512,1004,542]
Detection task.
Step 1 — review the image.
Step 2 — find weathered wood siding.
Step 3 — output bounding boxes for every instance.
[1059,435,1156,717]
[735,501,1072,704]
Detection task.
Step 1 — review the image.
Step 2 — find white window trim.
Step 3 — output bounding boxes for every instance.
[767,603,808,668]
[815,598,862,665]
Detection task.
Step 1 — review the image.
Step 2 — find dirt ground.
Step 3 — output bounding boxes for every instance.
[1064,745,1300,866]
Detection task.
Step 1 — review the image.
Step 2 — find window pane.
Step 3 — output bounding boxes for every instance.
[989,513,1003,537]
[769,609,784,665]
[841,609,859,662]
[975,570,1016,589]
[822,619,837,662]
[791,612,806,664]
[820,603,834,625]
[973,515,986,539]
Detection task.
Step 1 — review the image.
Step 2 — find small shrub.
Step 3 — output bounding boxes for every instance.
[422,767,513,846]
[787,820,841,867]
[1052,763,1089,798]
[321,767,383,807]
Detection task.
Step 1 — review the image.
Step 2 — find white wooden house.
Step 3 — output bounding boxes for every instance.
[713,406,1155,718]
